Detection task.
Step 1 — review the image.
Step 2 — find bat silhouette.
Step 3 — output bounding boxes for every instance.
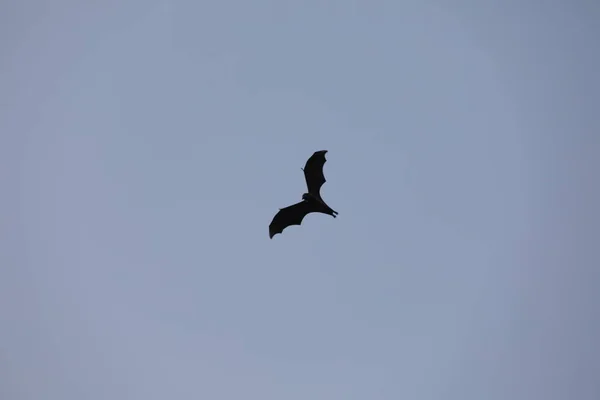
[269,150,338,239]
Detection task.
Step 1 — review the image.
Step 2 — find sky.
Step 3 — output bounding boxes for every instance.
[2,1,599,399]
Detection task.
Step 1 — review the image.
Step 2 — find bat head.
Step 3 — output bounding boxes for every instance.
[302,193,313,201]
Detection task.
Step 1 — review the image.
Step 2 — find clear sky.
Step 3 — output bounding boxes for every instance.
[2,1,599,399]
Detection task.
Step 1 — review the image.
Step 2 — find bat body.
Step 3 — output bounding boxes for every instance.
[269,150,338,239]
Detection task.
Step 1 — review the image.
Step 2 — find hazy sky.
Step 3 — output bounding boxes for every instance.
[2,1,599,399]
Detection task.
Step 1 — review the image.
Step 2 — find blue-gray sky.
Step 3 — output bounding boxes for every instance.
[2,1,599,399]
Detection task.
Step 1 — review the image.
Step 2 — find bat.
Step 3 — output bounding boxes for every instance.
[269,150,338,239]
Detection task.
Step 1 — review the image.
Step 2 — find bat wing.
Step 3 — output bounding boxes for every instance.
[269,201,315,239]
[302,150,328,198]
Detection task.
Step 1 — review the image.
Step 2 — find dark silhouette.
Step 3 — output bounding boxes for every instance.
[269,150,338,239]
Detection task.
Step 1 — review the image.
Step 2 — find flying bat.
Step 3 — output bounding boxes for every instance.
[269,150,338,239]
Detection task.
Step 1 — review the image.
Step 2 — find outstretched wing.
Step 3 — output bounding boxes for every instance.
[302,150,328,198]
[269,201,315,239]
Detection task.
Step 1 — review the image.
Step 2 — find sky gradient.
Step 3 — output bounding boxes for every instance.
[2,1,599,399]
